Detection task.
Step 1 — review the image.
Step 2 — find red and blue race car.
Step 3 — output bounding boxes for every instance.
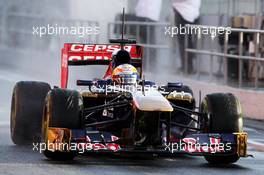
[10,10,248,164]
[10,41,247,164]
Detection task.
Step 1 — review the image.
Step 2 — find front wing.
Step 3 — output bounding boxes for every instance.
[45,127,247,157]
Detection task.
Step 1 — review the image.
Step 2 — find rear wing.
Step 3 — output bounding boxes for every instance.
[61,43,143,88]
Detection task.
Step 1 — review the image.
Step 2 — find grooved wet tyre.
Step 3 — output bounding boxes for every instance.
[201,93,243,164]
[48,88,81,129]
[10,81,51,145]
[42,88,81,160]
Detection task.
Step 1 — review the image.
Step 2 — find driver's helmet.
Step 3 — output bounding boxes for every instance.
[112,50,131,68]
[112,64,138,85]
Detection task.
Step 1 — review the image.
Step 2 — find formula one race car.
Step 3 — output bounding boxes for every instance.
[10,10,247,164]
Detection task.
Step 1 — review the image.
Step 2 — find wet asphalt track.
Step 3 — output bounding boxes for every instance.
[0,69,264,175]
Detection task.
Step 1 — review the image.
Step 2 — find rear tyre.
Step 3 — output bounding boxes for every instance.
[10,81,51,145]
[201,93,243,164]
[42,88,81,160]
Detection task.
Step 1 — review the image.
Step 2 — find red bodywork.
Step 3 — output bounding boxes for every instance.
[61,43,143,88]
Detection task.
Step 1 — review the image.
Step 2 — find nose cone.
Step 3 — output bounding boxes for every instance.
[132,90,173,112]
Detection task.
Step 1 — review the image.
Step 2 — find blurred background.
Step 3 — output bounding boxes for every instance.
[0,0,264,120]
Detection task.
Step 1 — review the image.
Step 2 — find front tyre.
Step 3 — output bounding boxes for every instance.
[201,93,243,164]
[42,88,81,160]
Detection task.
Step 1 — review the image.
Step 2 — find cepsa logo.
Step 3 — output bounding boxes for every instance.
[68,44,132,61]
